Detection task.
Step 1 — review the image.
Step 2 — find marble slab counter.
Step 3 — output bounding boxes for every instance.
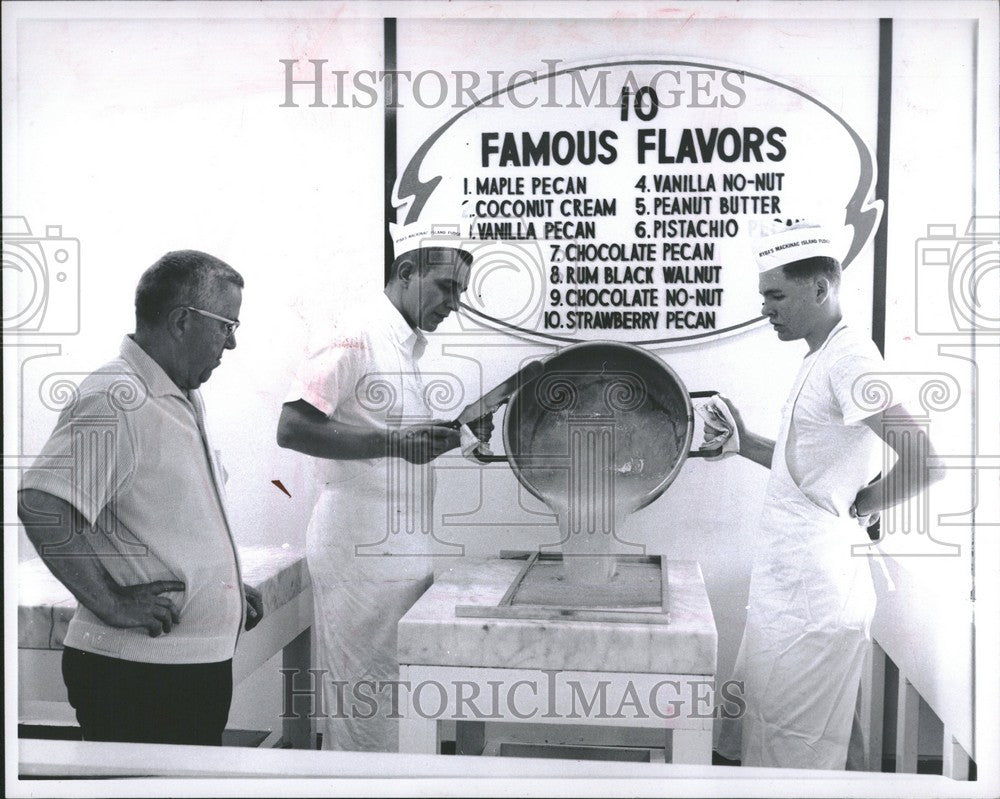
[18,545,309,651]
[397,557,717,675]
[19,545,314,748]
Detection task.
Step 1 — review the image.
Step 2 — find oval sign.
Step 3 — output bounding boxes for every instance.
[395,59,882,346]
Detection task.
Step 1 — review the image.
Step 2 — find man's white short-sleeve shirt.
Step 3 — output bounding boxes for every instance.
[21,336,244,663]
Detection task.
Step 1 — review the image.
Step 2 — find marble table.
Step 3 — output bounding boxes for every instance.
[18,545,314,748]
[396,557,718,763]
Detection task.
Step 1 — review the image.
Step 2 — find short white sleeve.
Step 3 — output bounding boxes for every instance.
[20,390,136,527]
[827,349,898,426]
[284,335,367,418]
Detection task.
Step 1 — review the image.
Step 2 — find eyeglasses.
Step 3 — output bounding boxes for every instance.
[185,306,240,337]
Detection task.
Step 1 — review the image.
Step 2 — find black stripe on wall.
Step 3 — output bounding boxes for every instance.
[872,18,893,356]
[384,17,397,285]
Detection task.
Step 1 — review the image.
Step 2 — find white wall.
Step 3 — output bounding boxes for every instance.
[8,11,385,559]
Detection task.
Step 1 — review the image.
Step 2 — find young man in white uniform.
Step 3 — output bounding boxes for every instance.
[277,226,476,751]
[710,225,936,769]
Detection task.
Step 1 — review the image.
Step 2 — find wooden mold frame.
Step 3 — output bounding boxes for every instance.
[454,551,670,625]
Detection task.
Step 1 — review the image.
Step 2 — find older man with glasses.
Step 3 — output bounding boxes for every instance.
[18,249,263,746]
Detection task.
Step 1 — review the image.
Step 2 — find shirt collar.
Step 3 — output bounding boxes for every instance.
[379,293,427,361]
[826,319,848,344]
[119,335,187,398]
[806,320,849,360]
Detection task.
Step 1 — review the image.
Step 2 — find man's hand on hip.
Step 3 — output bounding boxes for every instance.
[243,583,264,631]
[99,580,185,637]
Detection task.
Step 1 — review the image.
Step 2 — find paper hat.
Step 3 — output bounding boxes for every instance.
[390,222,469,259]
[753,223,840,274]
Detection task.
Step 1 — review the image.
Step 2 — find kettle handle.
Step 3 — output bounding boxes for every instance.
[462,399,511,464]
[687,390,725,458]
[452,360,547,465]
[472,449,508,464]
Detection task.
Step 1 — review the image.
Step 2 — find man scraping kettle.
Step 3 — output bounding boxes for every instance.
[277,224,493,752]
[700,222,939,770]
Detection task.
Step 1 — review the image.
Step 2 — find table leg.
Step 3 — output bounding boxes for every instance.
[671,729,713,764]
[942,730,970,781]
[456,720,486,755]
[281,627,313,749]
[896,677,919,773]
[399,716,439,754]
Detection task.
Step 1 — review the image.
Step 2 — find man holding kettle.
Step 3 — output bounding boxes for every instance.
[277,224,485,752]
[705,223,938,770]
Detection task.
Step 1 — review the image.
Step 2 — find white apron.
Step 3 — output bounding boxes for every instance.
[306,366,436,752]
[720,331,877,769]
[307,463,435,752]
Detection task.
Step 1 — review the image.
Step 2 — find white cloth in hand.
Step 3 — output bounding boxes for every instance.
[460,423,493,461]
[849,501,881,531]
[696,395,741,460]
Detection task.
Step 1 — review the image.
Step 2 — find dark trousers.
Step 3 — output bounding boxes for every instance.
[62,646,233,746]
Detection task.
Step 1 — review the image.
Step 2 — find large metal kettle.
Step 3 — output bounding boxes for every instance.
[453,341,720,513]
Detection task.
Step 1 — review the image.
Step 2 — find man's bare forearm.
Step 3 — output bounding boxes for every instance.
[19,489,185,635]
[739,431,775,468]
[853,442,942,517]
[856,406,943,517]
[276,401,385,459]
[18,489,119,618]
[276,400,460,463]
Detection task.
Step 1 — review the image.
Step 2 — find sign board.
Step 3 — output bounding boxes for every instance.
[397,59,882,345]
